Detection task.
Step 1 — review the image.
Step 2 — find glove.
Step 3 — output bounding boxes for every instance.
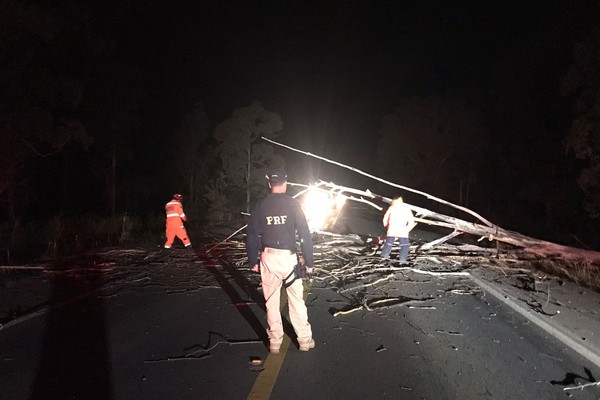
[294,263,308,279]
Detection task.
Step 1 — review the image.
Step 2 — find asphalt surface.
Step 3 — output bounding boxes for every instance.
[1,249,600,399]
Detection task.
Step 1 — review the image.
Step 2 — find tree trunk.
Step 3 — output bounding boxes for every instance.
[189,172,194,208]
[246,136,251,214]
[315,180,600,265]
[110,140,116,216]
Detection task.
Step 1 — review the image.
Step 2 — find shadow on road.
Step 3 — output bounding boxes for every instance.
[550,367,596,387]
[30,269,111,400]
[198,249,297,348]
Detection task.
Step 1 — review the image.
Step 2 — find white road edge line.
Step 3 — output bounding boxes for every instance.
[469,273,600,369]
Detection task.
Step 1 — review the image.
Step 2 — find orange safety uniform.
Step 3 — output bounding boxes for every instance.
[164,199,191,248]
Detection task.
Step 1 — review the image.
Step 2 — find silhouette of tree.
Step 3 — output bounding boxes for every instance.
[0,2,94,220]
[561,28,600,218]
[214,101,283,214]
[203,172,230,225]
[375,96,488,206]
[175,102,215,217]
[86,60,144,216]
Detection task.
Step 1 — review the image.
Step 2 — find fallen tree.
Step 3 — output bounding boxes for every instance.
[263,137,600,266]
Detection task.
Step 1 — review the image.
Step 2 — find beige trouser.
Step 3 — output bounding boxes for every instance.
[260,248,312,346]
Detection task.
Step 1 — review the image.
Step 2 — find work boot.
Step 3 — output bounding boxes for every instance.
[269,341,282,354]
[299,338,315,352]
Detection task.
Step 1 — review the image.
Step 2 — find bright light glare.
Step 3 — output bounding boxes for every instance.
[335,193,347,209]
[302,187,347,231]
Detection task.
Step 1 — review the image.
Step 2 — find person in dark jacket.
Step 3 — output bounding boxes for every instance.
[246,168,315,354]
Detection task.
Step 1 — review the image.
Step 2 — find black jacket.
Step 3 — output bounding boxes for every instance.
[246,193,314,269]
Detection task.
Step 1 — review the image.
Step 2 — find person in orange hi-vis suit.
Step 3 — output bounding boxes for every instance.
[164,193,192,249]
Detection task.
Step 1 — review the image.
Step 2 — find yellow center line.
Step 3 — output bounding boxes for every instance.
[246,280,312,400]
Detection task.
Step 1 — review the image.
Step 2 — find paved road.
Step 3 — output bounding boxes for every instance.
[0,253,598,399]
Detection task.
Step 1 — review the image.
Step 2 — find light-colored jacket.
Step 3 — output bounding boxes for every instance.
[383,202,415,238]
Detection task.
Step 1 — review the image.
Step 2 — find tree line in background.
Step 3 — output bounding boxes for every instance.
[1,2,600,262]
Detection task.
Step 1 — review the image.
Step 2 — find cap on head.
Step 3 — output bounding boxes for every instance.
[266,168,287,184]
[392,196,403,205]
[173,193,183,201]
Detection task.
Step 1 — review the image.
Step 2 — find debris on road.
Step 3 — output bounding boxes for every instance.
[375,345,386,352]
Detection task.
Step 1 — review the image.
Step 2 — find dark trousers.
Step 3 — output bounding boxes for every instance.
[380,236,410,262]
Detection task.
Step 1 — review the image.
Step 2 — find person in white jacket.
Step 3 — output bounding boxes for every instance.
[380,197,415,263]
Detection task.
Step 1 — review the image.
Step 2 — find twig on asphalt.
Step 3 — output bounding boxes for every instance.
[144,355,212,363]
[436,329,463,335]
[405,320,432,337]
[563,381,600,391]
[143,338,263,363]
[338,274,395,293]
[185,338,264,356]
[206,227,248,254]
[333,306,364,316]
[412,269,469,277]
[333,296,434,317]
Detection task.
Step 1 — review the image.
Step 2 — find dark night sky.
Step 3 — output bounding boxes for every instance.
[116,1,598,179]
[4,0,600,254]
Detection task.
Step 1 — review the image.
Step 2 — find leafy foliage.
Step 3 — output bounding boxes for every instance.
[175,102,215,218]
[561,29,600,217]
[375,96,488,205]
[0,2,96,219]
[213,101,284,213]
[203,172,231,226]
